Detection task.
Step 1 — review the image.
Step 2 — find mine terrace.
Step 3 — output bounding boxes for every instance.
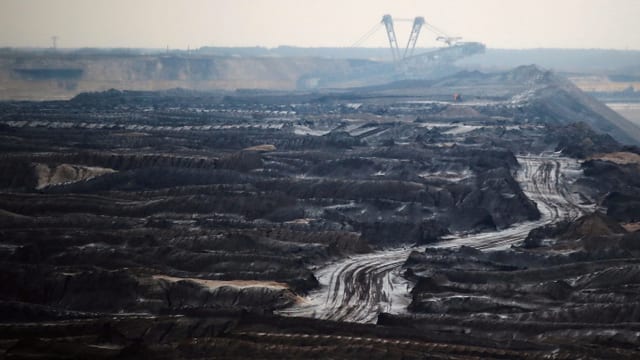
[0,61,640,359]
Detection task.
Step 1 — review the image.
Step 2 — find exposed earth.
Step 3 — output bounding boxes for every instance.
[1,65,640,358]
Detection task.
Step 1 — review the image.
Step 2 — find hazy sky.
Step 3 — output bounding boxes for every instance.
[1,0,639,50]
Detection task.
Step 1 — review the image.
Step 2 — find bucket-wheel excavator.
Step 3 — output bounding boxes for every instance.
[298,14,485,88]
[364,14,485,70]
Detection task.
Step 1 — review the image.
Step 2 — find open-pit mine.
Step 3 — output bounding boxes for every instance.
[1,61,640,359]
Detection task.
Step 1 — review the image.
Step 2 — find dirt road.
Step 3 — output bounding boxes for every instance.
[279,154,593,323]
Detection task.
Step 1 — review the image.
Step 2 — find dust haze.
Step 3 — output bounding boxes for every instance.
[1,0,640,49]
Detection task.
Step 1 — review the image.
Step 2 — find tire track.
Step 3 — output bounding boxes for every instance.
[278,154,594,323]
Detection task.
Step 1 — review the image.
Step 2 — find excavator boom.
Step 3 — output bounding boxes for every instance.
[381,14,400,62]
[403,17,425,59]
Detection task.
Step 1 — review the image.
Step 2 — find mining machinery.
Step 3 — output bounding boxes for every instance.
[376,14,485,68]
[298,14,485,89]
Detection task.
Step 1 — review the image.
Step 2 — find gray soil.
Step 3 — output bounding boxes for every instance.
[1,66,640,359]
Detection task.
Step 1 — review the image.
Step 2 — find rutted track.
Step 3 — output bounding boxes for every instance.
[434,153,589,251]
[279,154,594,323]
